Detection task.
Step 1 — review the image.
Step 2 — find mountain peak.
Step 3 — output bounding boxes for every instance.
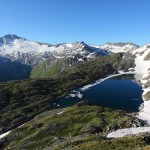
[3,34,25,40]
[0,34,25,46]
[72,41,87,47]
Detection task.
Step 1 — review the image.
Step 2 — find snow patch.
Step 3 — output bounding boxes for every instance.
[138,94,150,124]
[107,127,150,138]
[57,111,64,115]
[68,91,83,98]
[0,131,11,139]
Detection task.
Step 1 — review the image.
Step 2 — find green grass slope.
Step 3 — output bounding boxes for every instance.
[30,58,70,78]
[30,53,117,79]
[0,104,147,150]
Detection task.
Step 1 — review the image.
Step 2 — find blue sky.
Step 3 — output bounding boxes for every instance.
[0,0,150,45]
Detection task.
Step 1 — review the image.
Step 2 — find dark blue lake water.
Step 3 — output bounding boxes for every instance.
[57,74,143,112]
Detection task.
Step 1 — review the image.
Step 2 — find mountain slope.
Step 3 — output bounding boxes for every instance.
[30,57,78,78]
[0,104,146,150]
[0,56,32,82]
[0,34,110,81]
[0,53,123,135]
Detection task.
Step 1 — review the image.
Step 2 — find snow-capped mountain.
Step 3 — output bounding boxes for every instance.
[0,34,109,67]
[0,34,110,81]
[99,42,140,53]
[0,34,27,47]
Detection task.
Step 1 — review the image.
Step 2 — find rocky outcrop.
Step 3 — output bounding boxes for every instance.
[144,52,150,61]
[118,52,136,71]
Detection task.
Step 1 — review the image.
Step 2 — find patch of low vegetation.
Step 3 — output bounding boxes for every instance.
[30,56,87,79]
[29,56,84,79]
[0,104,147,150]
[30,57,66,78]
[0,53,123,134]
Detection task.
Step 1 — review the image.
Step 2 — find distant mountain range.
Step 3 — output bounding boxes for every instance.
[0,34,109,66]
[0,34,148,82]
[0,34,140,67]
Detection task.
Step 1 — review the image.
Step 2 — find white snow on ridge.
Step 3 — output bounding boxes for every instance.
[0,39,75,54]
[0,37,94,56]
[0,131,11,139]
[0,122,28,140]
[99,43,139,53]
[138,100,150,124]
[133,47,150,74]
[0,35,110,67]
[107,127,150,138]
[80,72,134,91]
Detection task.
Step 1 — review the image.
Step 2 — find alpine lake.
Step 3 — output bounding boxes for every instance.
[56,74,143,113]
